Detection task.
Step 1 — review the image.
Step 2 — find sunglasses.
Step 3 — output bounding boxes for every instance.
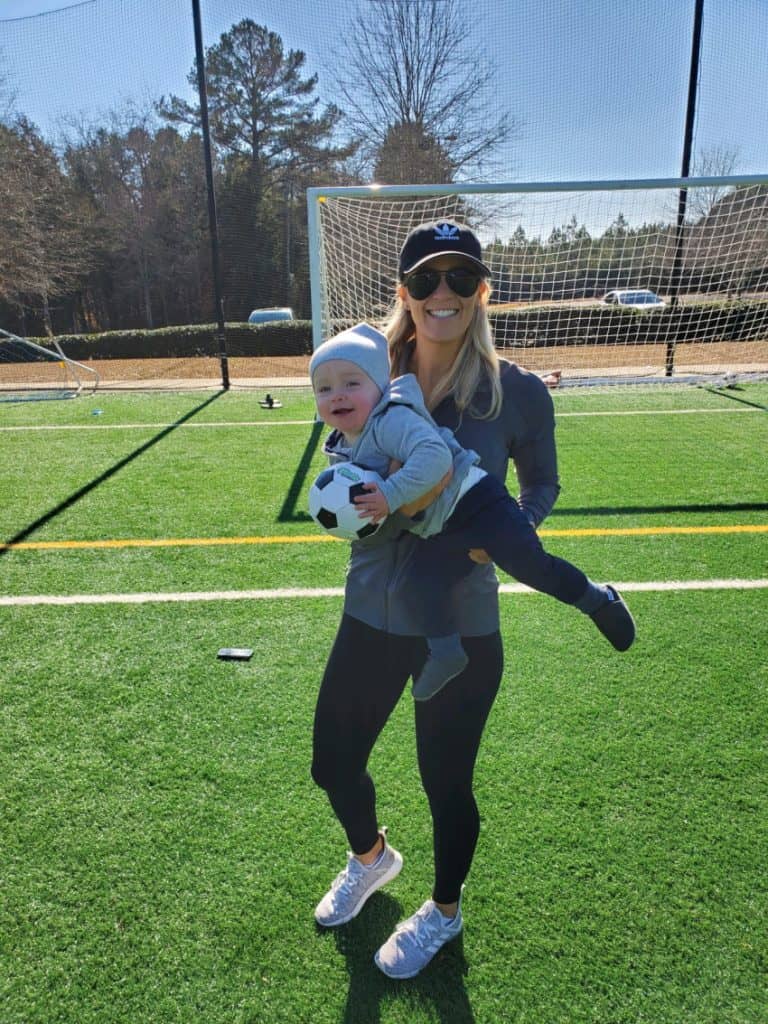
[403,268,483,301]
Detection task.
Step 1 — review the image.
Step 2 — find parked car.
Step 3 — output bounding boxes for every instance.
[247,307,294,324]
[600,289,666,309]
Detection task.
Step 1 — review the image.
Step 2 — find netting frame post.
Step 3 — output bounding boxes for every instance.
[307,191,326,355]
[191,0,229,390]
[666,0,705,376]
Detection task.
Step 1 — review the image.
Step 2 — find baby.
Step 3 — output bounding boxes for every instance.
[310,323,635,700]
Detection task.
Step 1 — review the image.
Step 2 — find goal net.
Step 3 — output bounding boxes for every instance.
[0,328,99,402]
[308,176,768,387]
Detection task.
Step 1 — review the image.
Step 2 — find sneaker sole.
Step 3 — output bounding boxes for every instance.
[374,952,421,980]
[374,948,425,979]
[314,849,403,928]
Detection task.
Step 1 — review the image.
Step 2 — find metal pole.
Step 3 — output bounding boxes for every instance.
[307,191,325,353]
[191,0,229,389]
[666,0,704,376]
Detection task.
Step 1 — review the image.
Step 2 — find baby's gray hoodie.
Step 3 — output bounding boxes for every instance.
[323,373,481,537]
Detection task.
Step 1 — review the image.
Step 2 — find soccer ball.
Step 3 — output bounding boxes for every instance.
[308,463,385,540]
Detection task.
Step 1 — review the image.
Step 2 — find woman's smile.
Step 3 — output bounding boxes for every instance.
[427,308,460,319]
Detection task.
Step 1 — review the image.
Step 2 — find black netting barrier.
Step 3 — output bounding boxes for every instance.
[1,0,766,390]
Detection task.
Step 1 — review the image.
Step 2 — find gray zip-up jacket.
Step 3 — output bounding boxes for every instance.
[323,358,561,637]
[323,373,481,537]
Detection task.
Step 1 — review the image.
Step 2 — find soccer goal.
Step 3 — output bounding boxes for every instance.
[0,328,100,402]
[307,175,768,387]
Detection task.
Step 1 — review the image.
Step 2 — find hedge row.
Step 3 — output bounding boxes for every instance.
[488,299,768,347]
[30,300,768,359]
[30,321,313,360]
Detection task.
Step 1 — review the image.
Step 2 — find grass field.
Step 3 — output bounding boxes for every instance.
[1,382,766,1024]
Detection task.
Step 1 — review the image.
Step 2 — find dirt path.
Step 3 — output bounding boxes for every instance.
[3,343,765,393]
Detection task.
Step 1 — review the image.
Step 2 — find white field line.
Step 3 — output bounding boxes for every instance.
[0,406,762,432]
[557,407,761,417]
[1,578,766,607]
[0,420,316,432]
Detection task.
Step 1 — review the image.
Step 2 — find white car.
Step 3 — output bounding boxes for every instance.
[247,307,294,325]
[600,289,666,309]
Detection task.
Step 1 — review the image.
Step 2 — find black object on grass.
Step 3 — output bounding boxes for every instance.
[217,647,254,661]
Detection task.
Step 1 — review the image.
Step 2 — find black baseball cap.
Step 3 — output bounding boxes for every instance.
[398,220,491,278]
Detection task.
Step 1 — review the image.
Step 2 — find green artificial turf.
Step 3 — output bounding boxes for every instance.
[0,382,766,1023]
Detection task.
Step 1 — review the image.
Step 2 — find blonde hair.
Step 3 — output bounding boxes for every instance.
[383,280,503,419]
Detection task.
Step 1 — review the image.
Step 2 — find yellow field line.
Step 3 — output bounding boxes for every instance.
[0,535,334,551]
[2,523,767,552]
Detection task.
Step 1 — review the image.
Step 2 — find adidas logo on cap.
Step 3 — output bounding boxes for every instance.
[398,218,491,277]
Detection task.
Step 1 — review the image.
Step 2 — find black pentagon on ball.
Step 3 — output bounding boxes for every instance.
[348,484,380,538]
[314,468,336,491]
[348,482,369,502]
[316,507,338,529]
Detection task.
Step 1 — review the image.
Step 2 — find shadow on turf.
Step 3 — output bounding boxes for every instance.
[318,892,476,1024]
[549,500,768,517]
[704,384,768,412]
[0,390,225,556]
[277,419,325,524]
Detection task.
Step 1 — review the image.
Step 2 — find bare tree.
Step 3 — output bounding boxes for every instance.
[689,144,742,220]
[330,0,517,183]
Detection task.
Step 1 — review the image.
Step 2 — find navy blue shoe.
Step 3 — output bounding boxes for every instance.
[590,586,635,651]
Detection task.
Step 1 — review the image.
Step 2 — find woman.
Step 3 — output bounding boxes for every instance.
[311,219,563,980]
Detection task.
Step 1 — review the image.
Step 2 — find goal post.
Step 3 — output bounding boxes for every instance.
[307,175,768,387]
[0,328,100,402]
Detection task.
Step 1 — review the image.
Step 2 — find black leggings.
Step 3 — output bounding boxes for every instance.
[311,614,503,904]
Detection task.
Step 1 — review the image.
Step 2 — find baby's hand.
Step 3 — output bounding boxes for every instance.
[353,482,391,523]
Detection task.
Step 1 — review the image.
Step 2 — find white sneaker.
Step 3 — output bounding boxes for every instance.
[314,829,403,928]
[374,895,463,978]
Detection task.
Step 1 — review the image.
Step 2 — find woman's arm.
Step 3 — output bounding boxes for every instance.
[505,367,561,527]
[465,365,560,561]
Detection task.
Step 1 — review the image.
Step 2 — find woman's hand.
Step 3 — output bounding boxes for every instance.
[468,549,492,564]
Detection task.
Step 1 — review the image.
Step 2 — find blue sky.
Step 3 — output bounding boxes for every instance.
[1,0,766,236]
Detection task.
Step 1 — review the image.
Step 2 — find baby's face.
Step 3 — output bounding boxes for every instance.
[312,359,382,440]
